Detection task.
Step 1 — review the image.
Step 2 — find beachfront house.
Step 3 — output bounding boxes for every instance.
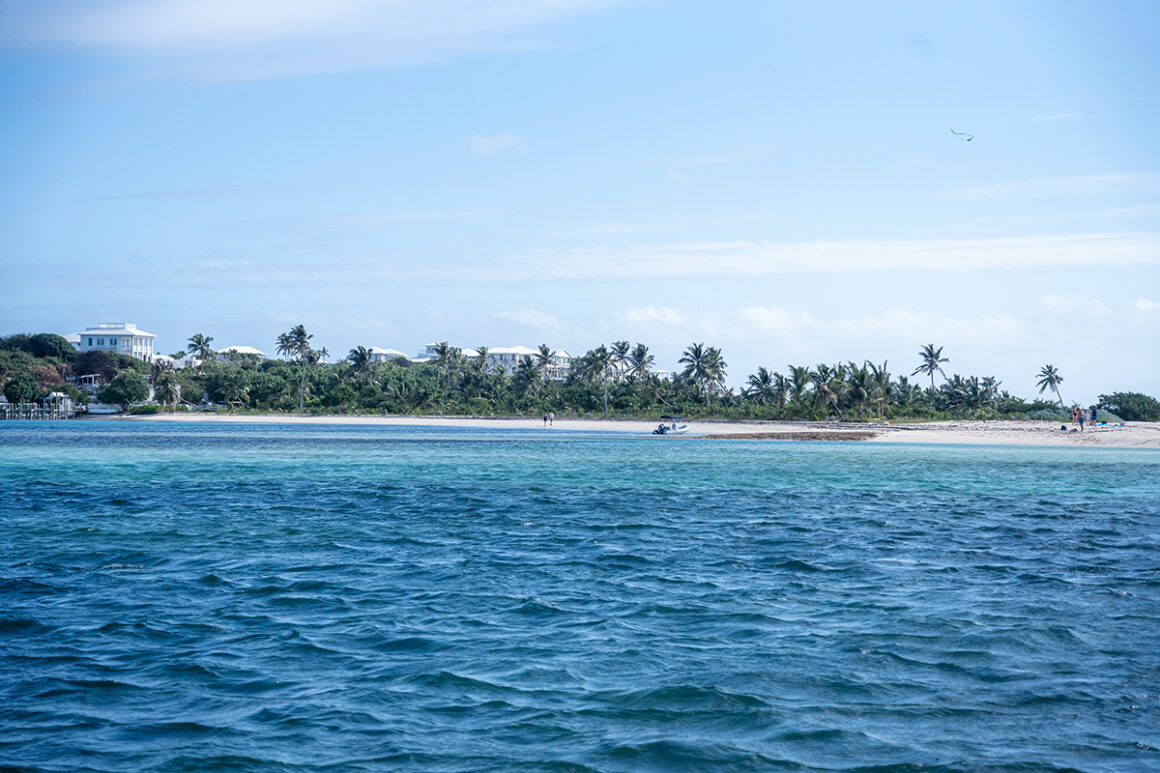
[369,347,409,363]
[218,345,266,362]
[546,349,572,381]
[482,345,538,374]
[76,322,156,362]
[413,343,572,378]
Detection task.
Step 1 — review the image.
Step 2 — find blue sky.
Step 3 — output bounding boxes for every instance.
[2,0,1157,403]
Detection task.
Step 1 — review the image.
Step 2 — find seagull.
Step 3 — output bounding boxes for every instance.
[950,129,974,142]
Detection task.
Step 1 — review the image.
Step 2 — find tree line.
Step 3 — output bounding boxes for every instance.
[3,329,1159,422]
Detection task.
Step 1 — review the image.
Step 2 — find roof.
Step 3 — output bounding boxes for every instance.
[79,322,156,338]
[368,346,408,357]
[486,345,539,356]
[220,345,266,356]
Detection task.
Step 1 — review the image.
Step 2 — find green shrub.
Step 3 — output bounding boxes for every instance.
[1098,392,1160,422]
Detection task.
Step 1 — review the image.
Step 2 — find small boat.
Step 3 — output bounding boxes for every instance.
[652,416,689,435]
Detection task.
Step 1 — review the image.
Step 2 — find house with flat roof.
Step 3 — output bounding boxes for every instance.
[76,323,156,362]
[368,347,408,363]
[218,345,266,361]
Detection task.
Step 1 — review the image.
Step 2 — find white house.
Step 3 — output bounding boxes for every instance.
[76,322,156,362]
[219,345,266,360]
[411,343,572,379]
[368,346,408,363]
[484,345,539,373]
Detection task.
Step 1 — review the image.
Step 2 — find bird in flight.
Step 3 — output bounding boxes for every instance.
[950,129,974,142]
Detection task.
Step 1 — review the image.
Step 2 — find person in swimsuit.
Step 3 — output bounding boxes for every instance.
[1078,409,1085,431]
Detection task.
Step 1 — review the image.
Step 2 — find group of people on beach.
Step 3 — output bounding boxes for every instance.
[542,411,554,427]
[1071,405,1097,431]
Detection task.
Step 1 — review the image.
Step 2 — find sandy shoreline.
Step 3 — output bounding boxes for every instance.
[114,412,1160,448]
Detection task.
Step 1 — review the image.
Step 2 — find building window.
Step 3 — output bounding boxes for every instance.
[97,338,104,345]
[87,337,93,346]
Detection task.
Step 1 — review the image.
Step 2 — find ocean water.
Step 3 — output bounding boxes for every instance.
[2,422,1158,773]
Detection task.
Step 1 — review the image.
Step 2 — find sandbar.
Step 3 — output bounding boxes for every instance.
[115,413,1160,448]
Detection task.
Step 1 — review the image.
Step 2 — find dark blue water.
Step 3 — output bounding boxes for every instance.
[2,422,1158,771]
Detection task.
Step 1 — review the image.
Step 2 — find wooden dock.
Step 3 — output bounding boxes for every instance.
[0,396,77,420]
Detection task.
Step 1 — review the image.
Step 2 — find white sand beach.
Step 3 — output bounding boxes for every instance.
[123,412,1160,448]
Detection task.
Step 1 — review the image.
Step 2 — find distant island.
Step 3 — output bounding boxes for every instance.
[2,327,1159,424]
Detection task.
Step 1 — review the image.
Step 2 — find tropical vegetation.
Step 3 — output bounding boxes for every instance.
[1,331,1154,423]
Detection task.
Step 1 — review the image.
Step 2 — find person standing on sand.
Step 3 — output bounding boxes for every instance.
[1090,406,1097,425]
[1071,406,1079,425]
[1078,409,1085,432]
[543,412,548,427]
[549,411,554,427]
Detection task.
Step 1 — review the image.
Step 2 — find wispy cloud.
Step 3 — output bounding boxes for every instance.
[549,213,784,238]
[1137,298,1158,312]
[948,174,1160,199]
[3,0,621,83]
[1040,294,1109,315]
[219,208,516,231]
[1021,113,1083,123]
[502,233,1160,281]
[614,305,1020,344]
[962,204,1160,226]
[468,131,527,154]
[493,308,559,328]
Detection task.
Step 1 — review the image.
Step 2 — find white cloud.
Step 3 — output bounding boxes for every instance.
[504,233,1160,281]
[468,132,527,154]
[948,173,1160,199]
[830,311,1020,342]
[736,306,817,333]
[617,306,684,325]
[494,308,559,328]
[4,0,620,82]
[1137,298,1159,312]
[1021,113,1084,123]
[1040,294,1109,315]
[615,305,1018,345]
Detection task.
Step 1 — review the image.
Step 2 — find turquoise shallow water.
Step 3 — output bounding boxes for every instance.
[2,421,1159,772]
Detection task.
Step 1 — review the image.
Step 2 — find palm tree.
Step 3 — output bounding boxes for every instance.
[772,372,789,409]
[186,333,214,363]
[628,342,654,380]
[149,359,174,387]
[535,344,553,382]
[811,363,846,419]
[589,344,612,416]
[610,341,630,382]
[513,356,540,398]
[788,365,811,412]
[347,346,375,384]
[432,341,460,392]
[475,346,490,374]
[154,371,180,407]
[1036,364,1064,406]
[746,367,775,405]
[868,360,891,421]
[912,344,949,390]
[275,332,294,360]
[280,324,314,412]
[679,343,727,406]
[845,361,874,419]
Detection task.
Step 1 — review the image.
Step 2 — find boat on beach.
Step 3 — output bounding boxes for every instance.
[653,416,689,435]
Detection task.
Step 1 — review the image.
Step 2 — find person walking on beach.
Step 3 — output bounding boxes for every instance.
[549,411,554,427]
[543,412,548,427]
